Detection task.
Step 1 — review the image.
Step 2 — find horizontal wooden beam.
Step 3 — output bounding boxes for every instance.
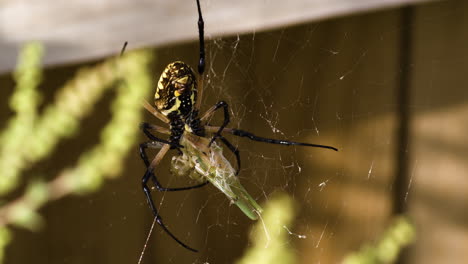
[0,0,434,73]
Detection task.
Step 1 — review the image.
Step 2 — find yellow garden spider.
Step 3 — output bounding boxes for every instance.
[138,0,338,252]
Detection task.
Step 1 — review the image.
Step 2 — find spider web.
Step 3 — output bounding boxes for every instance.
[6,1,467,264]
[137,9,392,264]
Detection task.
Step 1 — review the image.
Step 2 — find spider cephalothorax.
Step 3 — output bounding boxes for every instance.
[155,61,197,118]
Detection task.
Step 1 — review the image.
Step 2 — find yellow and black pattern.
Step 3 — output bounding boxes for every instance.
[154,61,197,117]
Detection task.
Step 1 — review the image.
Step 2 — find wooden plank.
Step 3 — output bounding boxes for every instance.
[407,0,468,263]
[151,8,402,264]
[5,7,404,263]
[0,0,435,73]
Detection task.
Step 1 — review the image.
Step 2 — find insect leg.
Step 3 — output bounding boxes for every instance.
[142,100,170,124]
[140,122,183,149]
[141,145,198,252]
[218,135,241,175]
[200,101,230,146]
[139,142,209,191]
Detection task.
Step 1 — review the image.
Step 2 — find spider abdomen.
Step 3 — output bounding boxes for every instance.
[155,61,197,117]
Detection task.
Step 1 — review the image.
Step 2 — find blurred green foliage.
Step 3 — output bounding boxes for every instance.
[0,42,415,264]
[0,42,43,194]
[236,194,415,264]
[0,42,153,263]
[235,193,298,264]
[343,217,415,264]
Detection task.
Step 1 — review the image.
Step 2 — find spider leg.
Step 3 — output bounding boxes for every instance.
[205,126,338,151]
[140,122,183,150]
[140,123,171,145]
[139,141,166,167]
[143,100,170,124]
[195,0,205,109]
[140,141,209,192]
[120,41,128,56]
[218,135,241,175]
[200,101,230,147]
[140,144,201,252]
[196,0,205,76]
[140,122,171,135]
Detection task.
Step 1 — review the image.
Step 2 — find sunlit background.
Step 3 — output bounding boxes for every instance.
[0,0,467,263]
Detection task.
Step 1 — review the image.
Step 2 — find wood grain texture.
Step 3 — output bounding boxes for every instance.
[0,0,434,73]
[407,0,468,263]
[3,0,466,263]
